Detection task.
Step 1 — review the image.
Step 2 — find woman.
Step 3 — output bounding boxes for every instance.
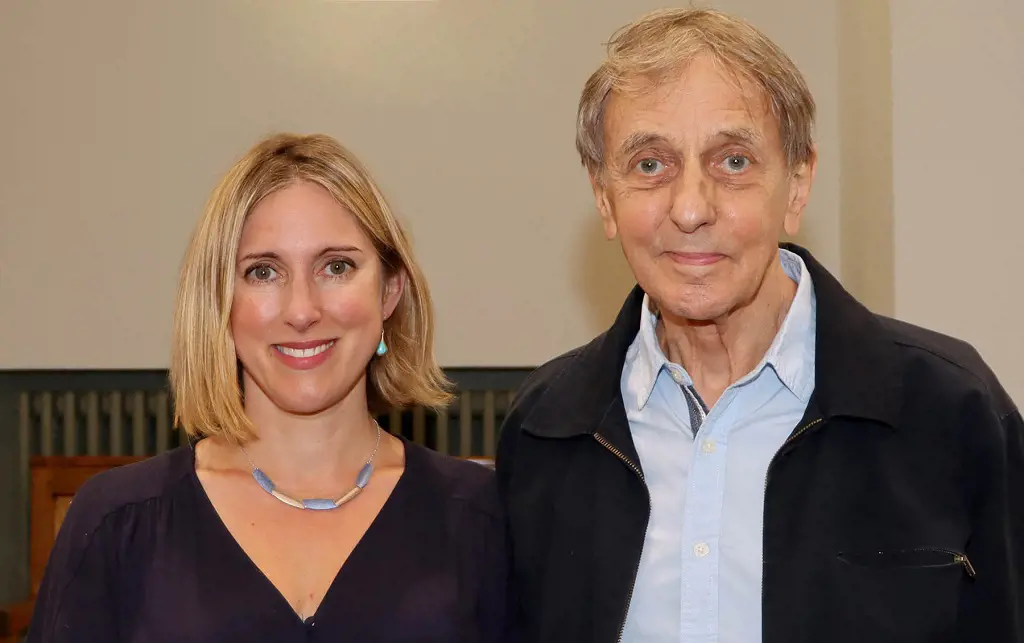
[28,133,513,642]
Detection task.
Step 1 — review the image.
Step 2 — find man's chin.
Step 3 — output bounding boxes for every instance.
[651,285,733,324]
[662,307,730,325]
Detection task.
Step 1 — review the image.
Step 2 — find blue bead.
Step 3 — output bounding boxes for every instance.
[376,339,388,356]
[356,463,374,488]
[252,469,275,493]
[302,498,338,511]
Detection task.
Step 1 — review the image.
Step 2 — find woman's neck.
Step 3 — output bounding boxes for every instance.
[236,383,381,492]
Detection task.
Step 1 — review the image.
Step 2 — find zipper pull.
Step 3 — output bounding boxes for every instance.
[954,553,977,579]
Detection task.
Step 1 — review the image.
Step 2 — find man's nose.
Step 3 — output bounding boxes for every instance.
[668,164,716,233]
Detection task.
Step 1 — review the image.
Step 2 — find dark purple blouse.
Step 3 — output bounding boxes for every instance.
[27,437,515,642]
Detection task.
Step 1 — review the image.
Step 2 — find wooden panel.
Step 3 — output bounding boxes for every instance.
[0,599,33,640]
[53,496,73,536]
[27,456,145,597]
[28,466,53,597]
[30,456,144,470]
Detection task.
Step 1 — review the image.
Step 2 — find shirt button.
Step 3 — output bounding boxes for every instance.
[694,542,710,557]
[701,440,716,454]
[670,370,684,384]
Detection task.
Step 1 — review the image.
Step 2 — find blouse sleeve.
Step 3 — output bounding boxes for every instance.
[26,486,121,643]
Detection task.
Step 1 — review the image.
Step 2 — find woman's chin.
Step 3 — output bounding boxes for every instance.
[264,386,352,417]
[240,365,367,417]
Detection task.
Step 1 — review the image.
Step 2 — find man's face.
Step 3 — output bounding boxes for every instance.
[592,54,814,322]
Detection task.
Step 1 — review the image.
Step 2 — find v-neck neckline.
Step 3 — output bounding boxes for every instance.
[189,436,416,627]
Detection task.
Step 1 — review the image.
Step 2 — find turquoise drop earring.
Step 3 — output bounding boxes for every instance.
[376,329,388,356]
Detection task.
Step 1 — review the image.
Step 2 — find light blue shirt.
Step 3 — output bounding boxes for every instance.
[619,249,816,643]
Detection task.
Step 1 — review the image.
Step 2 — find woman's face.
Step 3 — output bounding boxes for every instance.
[230,180,403,416]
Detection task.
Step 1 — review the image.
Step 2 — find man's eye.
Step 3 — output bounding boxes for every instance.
[722,155,751,173]
[635,158,665,175]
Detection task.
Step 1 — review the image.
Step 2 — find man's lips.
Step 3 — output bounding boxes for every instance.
[665,251,725,266]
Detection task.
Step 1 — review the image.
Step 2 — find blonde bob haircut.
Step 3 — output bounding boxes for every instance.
[171,133,453,443]
[576,7,816,181]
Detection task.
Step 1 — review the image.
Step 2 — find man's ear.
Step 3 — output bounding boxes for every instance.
[589,171,618,240]
[382,268,406,321]
[783,145,817,237]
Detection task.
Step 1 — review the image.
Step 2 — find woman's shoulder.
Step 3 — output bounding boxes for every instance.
[63,446,196,535]
[403,440,501,522]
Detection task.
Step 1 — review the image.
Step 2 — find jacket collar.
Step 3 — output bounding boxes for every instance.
[520,243,903,441]
[520,285,645,440]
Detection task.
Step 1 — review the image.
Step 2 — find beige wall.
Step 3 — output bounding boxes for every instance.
[890,0,1023,403]
[838,0,894,317]
[0,0,841,370]
[2,0,1019,404]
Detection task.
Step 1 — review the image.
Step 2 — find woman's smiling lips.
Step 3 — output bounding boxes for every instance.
[272,339,337,370]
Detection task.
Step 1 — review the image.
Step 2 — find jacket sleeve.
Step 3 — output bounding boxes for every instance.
[495,406,519,521]
[495,397,524,642]
[956,399,1024,641]
[26,488,119,642]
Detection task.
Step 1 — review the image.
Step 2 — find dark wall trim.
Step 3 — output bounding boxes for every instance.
[0,367,534,392]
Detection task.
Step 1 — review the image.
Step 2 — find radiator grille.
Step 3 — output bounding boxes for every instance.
[17,387,518,461]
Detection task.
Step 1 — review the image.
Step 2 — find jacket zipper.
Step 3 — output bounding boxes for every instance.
[933,548,977,578]
[760,417,824,616]
[757,417,978,619]
[837,547,977,577]
[598,415,825,642]
[594,432,651,643]
[953,552,977,578]
[761,416,824,510]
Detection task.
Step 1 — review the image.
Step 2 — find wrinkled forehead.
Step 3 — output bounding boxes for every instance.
[602,57,781,154]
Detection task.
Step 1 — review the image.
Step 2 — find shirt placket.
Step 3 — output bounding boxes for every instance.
[678,381,726,643]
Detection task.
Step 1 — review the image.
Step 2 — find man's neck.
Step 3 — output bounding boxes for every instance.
[658,260,797,407]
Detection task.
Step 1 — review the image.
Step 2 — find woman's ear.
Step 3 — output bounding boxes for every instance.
[382,268,406,321]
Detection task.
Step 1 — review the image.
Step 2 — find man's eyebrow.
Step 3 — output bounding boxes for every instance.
[616,131,672,159]
[615,127,762,159]
[714,127,764,145]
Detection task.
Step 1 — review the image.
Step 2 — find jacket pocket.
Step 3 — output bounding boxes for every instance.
[837,547,976,578]
[823,547,971,643]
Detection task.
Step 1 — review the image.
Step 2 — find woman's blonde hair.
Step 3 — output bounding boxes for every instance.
[171,133,452,442]
[576,8,816,181]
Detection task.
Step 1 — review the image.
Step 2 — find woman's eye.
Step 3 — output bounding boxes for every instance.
[722,155,751,173]
[635,158,665,175]
[325,260,351,277]
[247,264,277,281]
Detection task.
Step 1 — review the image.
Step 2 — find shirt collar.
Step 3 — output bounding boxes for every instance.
[624,248,816,411]
[623,293,671,410]
[764,248,816,401]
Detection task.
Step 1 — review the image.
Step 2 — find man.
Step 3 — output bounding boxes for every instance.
[496,8,1023,643]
